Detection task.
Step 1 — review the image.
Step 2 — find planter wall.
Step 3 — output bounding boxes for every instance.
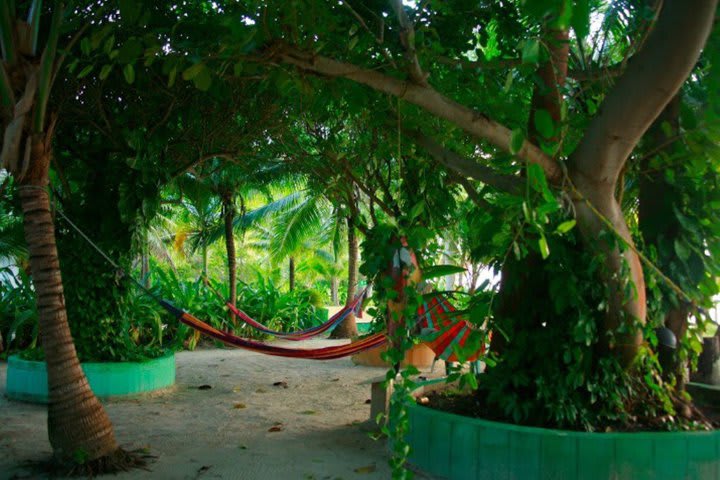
[405,382,720,480]
[5,353,176,403]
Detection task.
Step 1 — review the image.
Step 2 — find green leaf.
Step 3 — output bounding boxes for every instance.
[123,63,135,84]
[674,239,690,261]
[510,128,524,154]
[538,235,550,259]
[555,220,576,234]
[167,66,177,88]
[76,65,94,79]
[80,37,91,56]
[104,35,115,55]
[99,64,112,80]
[182,62,206,81]
[521,39,540,65]
[348,35,359,51]
[409,201,424,221]
[571,0,591,38]
[117,38,143,64]
[527,163,553,202]
[534,109,554,139]
[422,265,467,280]
[119,0,141,24]
[193,68,212,91]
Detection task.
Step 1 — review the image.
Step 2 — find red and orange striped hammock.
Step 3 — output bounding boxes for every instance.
[159,294,484,361]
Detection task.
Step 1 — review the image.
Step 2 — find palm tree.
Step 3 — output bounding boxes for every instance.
[0,2,119,464]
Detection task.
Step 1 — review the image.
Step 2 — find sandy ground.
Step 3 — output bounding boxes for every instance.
[0,339,442,480]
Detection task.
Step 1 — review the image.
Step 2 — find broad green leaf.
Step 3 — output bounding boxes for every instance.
[422,265,467,280]
[409,201,424,220]
[123,63,135,84]
[168,66,177,88]
[99,64,112,80]
[193,68,212,91]
[119,0,141,24]
[510,128,524,154]
[521,39,540,65]
[77,65,94,79]
[118,38,143,64]
[556,220,576,234]
[538,235,550,259]
[571,0,591,38]
[80,37,91,56]
[528,163,553,202]
[674,239,690,261]
[534,109,554,139]
[183,62,206,81]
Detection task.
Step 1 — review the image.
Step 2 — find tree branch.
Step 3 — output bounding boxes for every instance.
[404,128,523,195]
[389,0,428,86]
[272,44,562,183]
[570,0,717,185]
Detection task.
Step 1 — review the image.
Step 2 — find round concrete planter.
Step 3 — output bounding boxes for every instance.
[5,352,176,403]
[352,343,437,368]
[405,381,720,480]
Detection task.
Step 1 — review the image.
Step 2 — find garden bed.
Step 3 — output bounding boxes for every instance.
[5,352,176,403]
[405,380,720,480]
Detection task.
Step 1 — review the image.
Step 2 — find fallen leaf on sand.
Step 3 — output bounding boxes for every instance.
[198,385,212,390]
[255,388,267,393]
[232,386,242,392]
[268,424,284,432]
[354,465,376,474]
[233,403,246,409]
[330,378,340,382]
[300,410,316,415]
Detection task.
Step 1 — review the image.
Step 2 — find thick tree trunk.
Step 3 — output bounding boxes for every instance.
[569,0,716,366]
[330,214,359,338]
[639,94,691,386]
[288,256,295,292]
[19,139,118,462]
[222,191,237,325]
[491,26,569,356]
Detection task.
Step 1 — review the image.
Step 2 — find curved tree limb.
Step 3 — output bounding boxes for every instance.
[272,44,563,183]
[403,128,523,195]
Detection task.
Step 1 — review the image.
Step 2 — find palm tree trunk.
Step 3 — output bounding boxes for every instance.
[330,276,339,305]
[222,192,237,326]
[201,244,208,279]
[330,214,359,338]
[19,140,118,462]
[288,256,295,291]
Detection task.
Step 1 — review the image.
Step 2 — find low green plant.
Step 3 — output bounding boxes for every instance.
[0,268,39,357]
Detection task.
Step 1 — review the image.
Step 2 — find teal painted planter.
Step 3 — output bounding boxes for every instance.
[356,322,372,334]
[5,353,175,403]
[405,382,720,480]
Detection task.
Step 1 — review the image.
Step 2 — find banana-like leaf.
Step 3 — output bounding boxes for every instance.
[34,4,63,133]
[0,1,16,64]
[422,264,467,280]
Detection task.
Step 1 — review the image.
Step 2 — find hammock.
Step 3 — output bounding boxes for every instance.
[225,289,366,341]
[161,300,386,359]
[417,295,484,363]
[159,293,485,362]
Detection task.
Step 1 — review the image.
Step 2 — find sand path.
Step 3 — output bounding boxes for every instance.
[0,339,441,479]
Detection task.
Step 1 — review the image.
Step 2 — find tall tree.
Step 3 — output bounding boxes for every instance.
[0,2,120,466]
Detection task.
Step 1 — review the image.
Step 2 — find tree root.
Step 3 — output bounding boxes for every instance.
[42,447,155,478]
